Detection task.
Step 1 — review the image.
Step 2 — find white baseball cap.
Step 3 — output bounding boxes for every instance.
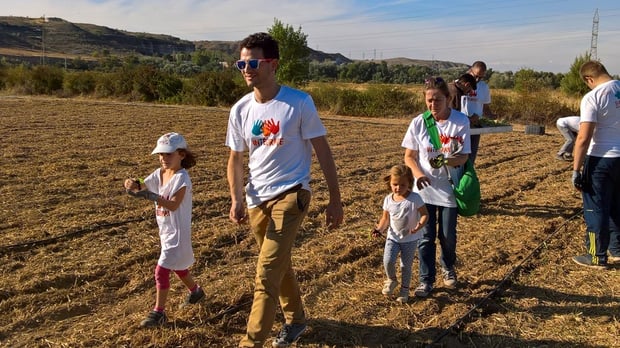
[151,132,187,154]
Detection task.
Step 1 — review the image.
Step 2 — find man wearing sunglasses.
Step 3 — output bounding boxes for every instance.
[461,61,497,165]
[226,32,343,348]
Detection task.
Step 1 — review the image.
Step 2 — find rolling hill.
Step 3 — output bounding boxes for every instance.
[0,16,466,69]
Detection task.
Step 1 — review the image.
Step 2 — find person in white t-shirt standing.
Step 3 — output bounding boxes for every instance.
[402,77,471,298]
[371,164,428,304]
[226,32,343,348]
[461,61,496,165]
[571,60,620,269]
[124,132,204,328]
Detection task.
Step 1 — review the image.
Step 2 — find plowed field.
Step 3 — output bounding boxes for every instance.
[1,96,618,348]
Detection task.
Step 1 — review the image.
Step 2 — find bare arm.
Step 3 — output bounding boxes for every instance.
[404,148,430,190]
[123,178,186,211]
[375,210,390,233]
[573,121,595,173]
[311,135,343,229]
[227,150,247,224]
[156,186,186,211]
[446,153,469,167]
[412,204,429,233]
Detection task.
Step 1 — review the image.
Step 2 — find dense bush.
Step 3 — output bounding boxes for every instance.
[308,83,422,117]
[0,61,580,125]
[27,66,64,95]
[93,73,115,98]
[0,67,6,90]
[485,89,577,125]
[181,70,246,106]
[64,71,97,95]
[110,66,135,98]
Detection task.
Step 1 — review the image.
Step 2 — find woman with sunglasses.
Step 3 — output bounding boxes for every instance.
[401,77,471,298]
[226,32,343,348]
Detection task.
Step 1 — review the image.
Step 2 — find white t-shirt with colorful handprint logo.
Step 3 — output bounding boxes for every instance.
[226,86,327,207]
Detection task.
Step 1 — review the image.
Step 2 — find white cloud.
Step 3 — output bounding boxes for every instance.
[6,0,620,73]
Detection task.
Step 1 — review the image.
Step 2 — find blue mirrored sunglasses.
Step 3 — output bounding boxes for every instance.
[235,58,274,71]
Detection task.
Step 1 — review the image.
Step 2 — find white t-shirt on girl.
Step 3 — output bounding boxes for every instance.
[383,191,426,243]
[144,168,194,270]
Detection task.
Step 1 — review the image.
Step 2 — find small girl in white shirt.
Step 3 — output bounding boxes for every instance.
[372,164,428,303]
[124,132,204,327]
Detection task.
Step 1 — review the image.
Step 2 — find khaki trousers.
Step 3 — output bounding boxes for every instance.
[239,187,311,347]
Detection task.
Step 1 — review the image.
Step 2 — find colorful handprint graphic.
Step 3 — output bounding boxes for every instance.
[263,119,280,136]
[252,118,280,137]
[252,120,264,136]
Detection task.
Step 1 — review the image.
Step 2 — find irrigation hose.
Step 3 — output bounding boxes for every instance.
[428,209,583,347]
[0,217,145,255]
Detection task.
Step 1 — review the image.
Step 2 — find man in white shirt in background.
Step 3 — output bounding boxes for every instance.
[462,61,496,165]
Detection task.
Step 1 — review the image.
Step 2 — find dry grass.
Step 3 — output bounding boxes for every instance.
[0,96,618,348]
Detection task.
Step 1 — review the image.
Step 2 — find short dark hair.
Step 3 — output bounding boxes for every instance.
[580,60,609,80]
[457,73,477,90]
[471,61,487,71]
[239,32,280,59]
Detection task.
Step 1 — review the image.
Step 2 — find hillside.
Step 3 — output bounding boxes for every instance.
[382,57,469,70]
[0,16,465,69]
[0,16,194,57]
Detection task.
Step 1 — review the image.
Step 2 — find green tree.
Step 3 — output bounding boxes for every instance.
[514,68,540,93]
[560,52,591,97]
[488,71,514,89]
[268,19,310,85]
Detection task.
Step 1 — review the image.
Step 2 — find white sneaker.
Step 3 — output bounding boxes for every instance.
[442,268,457,288]
[382,279,398,296]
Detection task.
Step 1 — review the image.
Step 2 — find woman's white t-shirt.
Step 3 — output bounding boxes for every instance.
[144,168,194,270]
[401,110,471,207]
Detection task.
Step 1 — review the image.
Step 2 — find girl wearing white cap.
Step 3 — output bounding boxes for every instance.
[124,132,204,327]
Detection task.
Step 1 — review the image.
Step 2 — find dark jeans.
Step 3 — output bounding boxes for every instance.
[582,156,620,263]
[418,204,458,284]
[470,134,480,165]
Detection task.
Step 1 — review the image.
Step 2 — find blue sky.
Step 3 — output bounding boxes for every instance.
[6,0,620,73]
